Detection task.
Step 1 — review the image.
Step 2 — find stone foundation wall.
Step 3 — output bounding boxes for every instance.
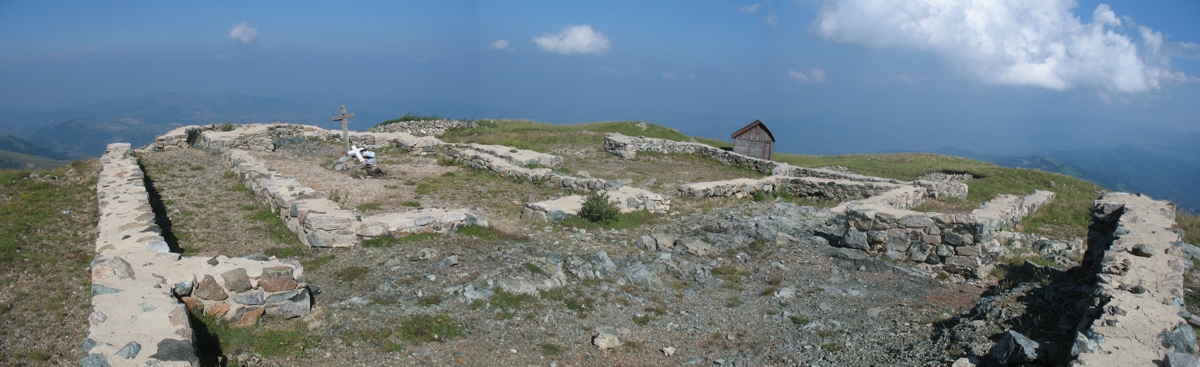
[520,188,671,224]
[443,145,616,193]
[1072,193,1196,366]
[831,190,1056,275]
[85,143,311,366]
[369,119,476,136]
[603,133,777,174]
[677,176,906,203]
[219,149,486,246]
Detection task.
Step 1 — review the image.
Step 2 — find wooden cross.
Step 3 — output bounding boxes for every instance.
[332,105,355,152]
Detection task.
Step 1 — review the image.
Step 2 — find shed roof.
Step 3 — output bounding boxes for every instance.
[730,120,775,142]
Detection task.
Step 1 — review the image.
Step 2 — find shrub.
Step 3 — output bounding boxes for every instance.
[219,122,235,131]
[578,191,620,224]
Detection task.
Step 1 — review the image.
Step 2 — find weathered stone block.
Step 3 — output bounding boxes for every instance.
[195,274,228,301]
[259,266,298,292]
[221,268,252,293]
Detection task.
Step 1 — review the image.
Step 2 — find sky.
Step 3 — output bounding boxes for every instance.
[1,0,1198,154]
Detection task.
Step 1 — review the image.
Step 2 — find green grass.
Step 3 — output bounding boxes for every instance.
[440,120,692,153]
[357,202,382,211]
[192,311,313,358]
[376,113,447,127]
[456,225,531,241]
[523,262,548,277]
[402,200,421,207]
[1179,210,1200,245]
[774,152,1104,237]
[361,233,440,247]
[399,315,461,342]
[301,254,336,271]
[560,209,660,230]
[335,266,369,282]
[539,343,564,356]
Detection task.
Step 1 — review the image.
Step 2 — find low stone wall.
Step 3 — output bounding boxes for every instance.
[86,143,311,366]
[369,119,476,136]
[154,125,216,151]
[220,149,486,247]
[520,187,671,224]
[451,143,563,168]
[677,176,907,203]
[603,133,776,174]
[443,145,616,193]
[830,190,1056,275]
[1072,193,1195,366]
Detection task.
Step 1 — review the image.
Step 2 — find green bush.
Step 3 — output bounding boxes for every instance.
[219,122,235,131]
[578,191,620,224]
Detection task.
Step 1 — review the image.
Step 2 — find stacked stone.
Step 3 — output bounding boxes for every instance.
[201,124,333,152]
[86,143,313,366]
[351,132,441,153]
[1072,193,1196,366]
[220,149,486,247]
[443,145,616,193]
[836,190,1057,275]
[368,119,477,136]
[521,187,671,224]
[154,125,215,151]
[676,176,902,203]
[176,261,311,328]
[603,133,777,173]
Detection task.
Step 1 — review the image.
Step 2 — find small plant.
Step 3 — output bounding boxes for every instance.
[540,343,563,356]
[821,342,842,352]
[752,190,769,202]
[402,201,421,207]
[578,191,620,224]
[418,295,443,307]
[398,314,460,342]
[790,315,811,325]
[335,266,369,282]
[437,156,457,167]
[725,296,743,308]
[761,286,778,297]
[633,314,655,326]
[302,254,336,271]
[357,202,382,211]
[523,262,548,277]
[328,189,342,203]
[219,122,235,131]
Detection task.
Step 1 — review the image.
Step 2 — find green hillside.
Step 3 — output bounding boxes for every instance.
[0,150,68,170]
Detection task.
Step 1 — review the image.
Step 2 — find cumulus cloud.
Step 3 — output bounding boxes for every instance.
[789,68,826,83]
[229,22,258,44]
[490,39,512,51]
[534,25,612,55]
[811,0,1186,93]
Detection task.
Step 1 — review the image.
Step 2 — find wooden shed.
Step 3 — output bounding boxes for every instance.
[731,120,775,160]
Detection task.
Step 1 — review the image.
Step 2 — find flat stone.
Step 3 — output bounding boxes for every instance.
[221,268,252,293]
[233,290,265,305]
[205,301,230,317]
[194,274,228,301]
[116,341,141,359]
[79,354,112,367]
[258,266,298,292]
[1166,352,1200,367]
[91,285,121,296]
[839,228,869,250]
[897,215,933,228]
[1162,322,1197,354]
[230,306,265,328]
[265,289,299,303]
[956,245,982,257]
[991,330,1042,365]
[173,281,192,296]
[149,339,198,364]
[92,257,135,280]
[265,288,311,319]
[593,327,622,349]
[944,256,975,267]
[682,238,715,256]
[1131,243,1155,257]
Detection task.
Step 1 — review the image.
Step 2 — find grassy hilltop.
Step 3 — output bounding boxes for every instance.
[0,119,1198,364]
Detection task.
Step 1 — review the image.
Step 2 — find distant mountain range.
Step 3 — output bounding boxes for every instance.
[934,141,1200,211]
[0,93,402,158]
[1,92,1195,211]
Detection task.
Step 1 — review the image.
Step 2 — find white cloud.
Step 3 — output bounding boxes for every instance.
[741,4,761,14]
[214,54,229,60]
[490,39,512,51]
[789,68,826,83]
[534,25,612,55]
[229,22,258,44]
[662,72,675,79]
[811,0,1187,93]
[765,11,778,28]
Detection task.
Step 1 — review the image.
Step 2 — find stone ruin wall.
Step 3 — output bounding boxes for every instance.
[84,143,311,366]
[1070,193,1198,366]
[368,119,476,136]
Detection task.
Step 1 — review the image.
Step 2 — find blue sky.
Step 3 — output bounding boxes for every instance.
[1,0,1197,154]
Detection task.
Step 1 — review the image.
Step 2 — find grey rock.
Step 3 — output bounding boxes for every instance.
[637,234,657,251]
[82,338,103,355]
[79,354,112,367]
[245,253,270,261]
[221,268,252,293]
[624,263,664,288]
[884,238,909,253]
[264,288,311,319]
[593,251,617,274]
[956,245,982,257]
[233,290,265,305]
[547,209,568,223]
[898,215,933,228]
[593,326,622,349]
[116,341,141,359]
[147,240,171,253]
[266,289,299,303]
[1070,332,1100,357]
[439,255,459,268]
[172,281,192,297]
[839,228,869,250]
[1162,322,1197,354]
[194,274,228,301]
[1166,352,1200,367]
[148,339,198,364]
[1179,242,1200,260]
[990,330,1042,365]
[907,243,930,262]
[936,244,954,257]
[91,284,121,296]
[1131,244,1154,257]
